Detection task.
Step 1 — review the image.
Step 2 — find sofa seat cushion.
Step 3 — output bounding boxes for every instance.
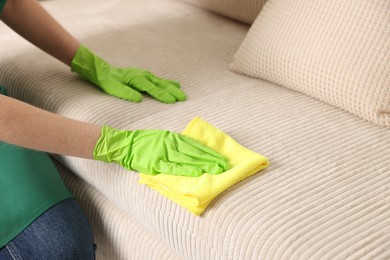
[58,79,390,260]
[1,0,389,259]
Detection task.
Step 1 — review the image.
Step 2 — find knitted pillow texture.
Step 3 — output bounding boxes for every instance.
[230,0,390,127]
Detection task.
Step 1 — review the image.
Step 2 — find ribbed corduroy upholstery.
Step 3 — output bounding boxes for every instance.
[1,0,389,259]
[230,0,390,127]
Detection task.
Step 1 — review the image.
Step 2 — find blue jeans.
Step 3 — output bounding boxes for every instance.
[0,199,95,260]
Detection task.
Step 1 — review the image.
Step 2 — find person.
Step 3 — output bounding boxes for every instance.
[0,0,229,259]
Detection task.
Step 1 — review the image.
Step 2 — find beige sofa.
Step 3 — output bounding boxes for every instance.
[1,0,389,259]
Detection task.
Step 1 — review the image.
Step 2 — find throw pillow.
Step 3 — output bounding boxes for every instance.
[230,0,390,127]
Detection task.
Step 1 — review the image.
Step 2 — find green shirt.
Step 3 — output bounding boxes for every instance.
[0,85,73,248]
[0,0,5,14]
[0,142,73,248]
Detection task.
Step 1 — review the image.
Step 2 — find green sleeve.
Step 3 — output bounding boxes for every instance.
[0,0,6,15]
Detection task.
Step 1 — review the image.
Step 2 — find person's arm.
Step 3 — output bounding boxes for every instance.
[0,0,80,66]
[0,0,187,103]
[0,94,100,158]
[0,1,228,175]
[0,94,228,176]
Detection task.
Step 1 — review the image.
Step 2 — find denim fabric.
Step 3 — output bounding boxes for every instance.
[0,199,95,260]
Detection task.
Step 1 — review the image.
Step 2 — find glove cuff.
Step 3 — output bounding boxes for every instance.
[93,125,133,166]
[71,45,111,87]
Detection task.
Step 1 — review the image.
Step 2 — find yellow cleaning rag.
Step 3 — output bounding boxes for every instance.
[138,117,269,216]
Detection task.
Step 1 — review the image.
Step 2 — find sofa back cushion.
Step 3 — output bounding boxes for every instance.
[230,0,390,127]
[182,0,268,24]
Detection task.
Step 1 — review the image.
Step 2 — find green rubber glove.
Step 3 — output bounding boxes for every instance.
[93,126,229,176]
[71,45,186,103]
